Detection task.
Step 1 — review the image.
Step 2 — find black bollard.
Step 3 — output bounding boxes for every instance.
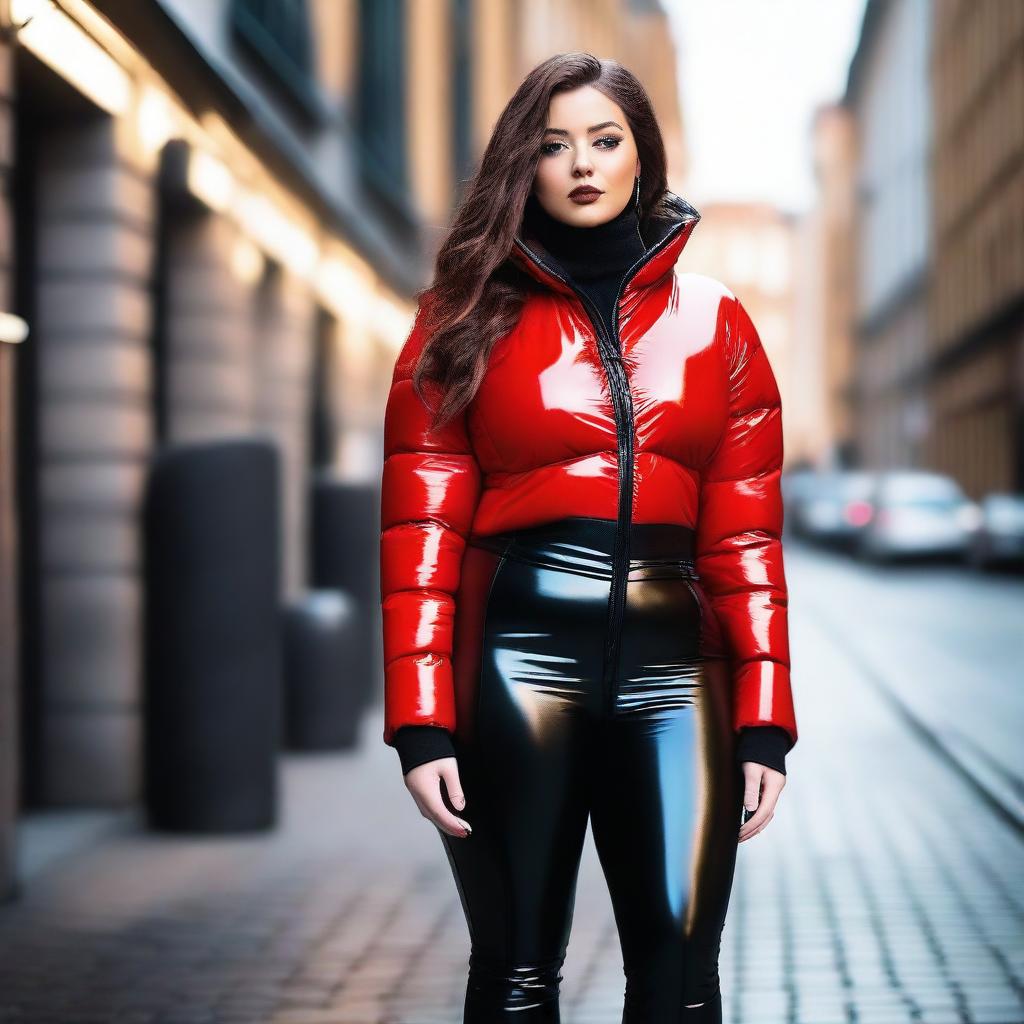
[309,474,382,712]
[282,590,364,750]
[143,438,281,832]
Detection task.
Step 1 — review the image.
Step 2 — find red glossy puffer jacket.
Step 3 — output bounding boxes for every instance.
[380,192,797,751]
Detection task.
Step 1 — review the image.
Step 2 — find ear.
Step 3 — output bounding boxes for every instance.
[635,159,641,177]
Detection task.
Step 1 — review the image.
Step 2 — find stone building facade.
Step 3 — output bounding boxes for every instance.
[0,0,687,900]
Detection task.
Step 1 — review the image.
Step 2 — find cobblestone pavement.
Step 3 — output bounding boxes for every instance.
[1,546,1022,1023]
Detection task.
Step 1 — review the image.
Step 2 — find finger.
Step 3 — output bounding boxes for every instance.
[750,786,782,817]
[738,803,770,841]
[404,769,468,836]
[738,787,772,836]
[741,811,770,843]
[422,788,473,839]
[438,762,466,812]
[739,808,775,842]
[739,818,767,841]
[742,766,764,813]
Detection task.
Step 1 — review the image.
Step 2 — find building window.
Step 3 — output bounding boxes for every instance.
[451,0,473,192]
[356,0,408,210]
[231,0,321,118]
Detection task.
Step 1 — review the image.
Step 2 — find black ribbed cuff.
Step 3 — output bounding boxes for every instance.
[392,725,456,775]
[735,725,792,776]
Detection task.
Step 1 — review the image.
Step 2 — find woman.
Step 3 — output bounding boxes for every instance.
[380,52,797,1023]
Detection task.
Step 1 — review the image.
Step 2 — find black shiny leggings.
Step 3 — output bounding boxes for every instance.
[439,517,745,1023]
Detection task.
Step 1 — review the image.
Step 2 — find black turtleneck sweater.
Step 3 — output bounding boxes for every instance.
[392,196,792,779]
[525,192,647,344]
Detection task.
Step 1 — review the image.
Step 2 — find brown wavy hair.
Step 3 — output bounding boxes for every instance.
[413,51,674,429]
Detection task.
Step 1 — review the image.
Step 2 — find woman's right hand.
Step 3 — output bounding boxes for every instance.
[404,757,473,839]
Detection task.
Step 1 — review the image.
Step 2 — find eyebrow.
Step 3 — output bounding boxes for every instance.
[542,121,624,136]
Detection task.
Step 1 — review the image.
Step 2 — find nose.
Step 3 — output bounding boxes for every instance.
[572,149,594,177]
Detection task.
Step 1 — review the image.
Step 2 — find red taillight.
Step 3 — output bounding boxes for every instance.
[844,500,873,526]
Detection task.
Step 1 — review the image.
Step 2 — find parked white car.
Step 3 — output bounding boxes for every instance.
[967,492,1024,569]
[857,470,980,563]
[788,469,877,549]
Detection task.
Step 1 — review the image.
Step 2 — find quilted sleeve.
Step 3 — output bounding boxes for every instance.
[379,294,482,747]
[695,295,797,748]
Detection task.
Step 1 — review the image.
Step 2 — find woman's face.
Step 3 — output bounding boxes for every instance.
[533,85,641,227]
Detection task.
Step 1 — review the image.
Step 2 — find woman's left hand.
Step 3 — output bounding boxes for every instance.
[737,762,786,842]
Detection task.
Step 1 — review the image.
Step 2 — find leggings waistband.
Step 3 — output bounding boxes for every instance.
[468,516,699,581]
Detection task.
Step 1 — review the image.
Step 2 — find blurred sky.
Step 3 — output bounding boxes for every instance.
[665,0,869,214]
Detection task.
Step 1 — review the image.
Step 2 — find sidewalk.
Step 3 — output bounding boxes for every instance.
[1,558,1022,1022]
[792,545,1024,828]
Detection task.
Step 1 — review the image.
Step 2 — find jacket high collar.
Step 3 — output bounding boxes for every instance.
[510,190,701,299]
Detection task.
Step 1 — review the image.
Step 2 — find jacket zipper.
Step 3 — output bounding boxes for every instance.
[512,217,691,714]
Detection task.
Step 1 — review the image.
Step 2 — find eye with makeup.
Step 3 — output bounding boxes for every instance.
[539,135,622,157]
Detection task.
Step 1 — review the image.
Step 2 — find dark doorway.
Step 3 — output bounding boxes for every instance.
[12,49,110,809]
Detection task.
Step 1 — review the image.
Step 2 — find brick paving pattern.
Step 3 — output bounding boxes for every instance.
[1,547,1022,1023]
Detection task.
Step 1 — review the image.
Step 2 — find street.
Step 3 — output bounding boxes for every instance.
[0,542,1022,1024]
